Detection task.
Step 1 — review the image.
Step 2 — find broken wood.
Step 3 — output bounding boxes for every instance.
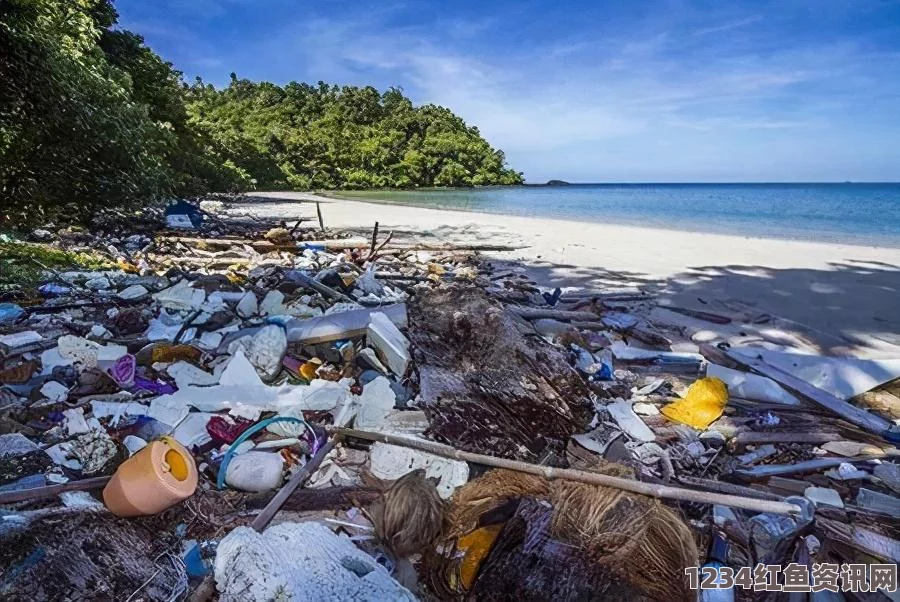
[369,230,394,261]
[726,349,896,439]
[818,517,900,563]
[287,270,355,303]
[157,235,523,253]
[374,272,429,282]
[559,291,652,302]
[331,426,804,515]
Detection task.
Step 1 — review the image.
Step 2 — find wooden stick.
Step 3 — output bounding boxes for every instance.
[662,306,732,324]
[0,476,110,505]
[506,306,599,321]
[329,427,804,515]
[288,270,355,303]
[370,230,394,260]
[726,349,895,438]
[676,475,783,502]
[732,430,843,448]
[316,201,324,230]
[366,222,379,261]
[249,436,338,532]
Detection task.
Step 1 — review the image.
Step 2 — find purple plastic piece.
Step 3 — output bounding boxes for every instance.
[107,354,136,386]
[132,375,177,395]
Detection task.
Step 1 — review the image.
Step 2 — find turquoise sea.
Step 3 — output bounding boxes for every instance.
[337,183,900,248]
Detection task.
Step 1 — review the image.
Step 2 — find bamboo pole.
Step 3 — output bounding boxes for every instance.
[330,427,804,515]
[0,475,110,505]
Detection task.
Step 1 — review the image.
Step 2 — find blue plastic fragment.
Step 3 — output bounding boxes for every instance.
[0,303,24,324]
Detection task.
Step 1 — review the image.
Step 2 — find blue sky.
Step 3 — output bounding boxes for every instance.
[116,0,900,183]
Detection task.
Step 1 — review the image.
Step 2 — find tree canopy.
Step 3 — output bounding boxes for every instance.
[1,0,521,226]
[186,78,523,190]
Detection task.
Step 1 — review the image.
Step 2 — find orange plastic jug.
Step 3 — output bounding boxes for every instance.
[103,436,198,517]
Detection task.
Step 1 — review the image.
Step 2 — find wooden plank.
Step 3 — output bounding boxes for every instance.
[726,349,895,438]
[732,430,842,448]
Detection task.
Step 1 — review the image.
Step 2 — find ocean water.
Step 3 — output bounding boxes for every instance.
[337,183,900,248]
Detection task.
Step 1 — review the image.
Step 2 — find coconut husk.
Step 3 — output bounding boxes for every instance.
[371,469,445,558]
[437,466,698,602]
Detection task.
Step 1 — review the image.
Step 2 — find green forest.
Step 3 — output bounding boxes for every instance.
[0,0,522,226]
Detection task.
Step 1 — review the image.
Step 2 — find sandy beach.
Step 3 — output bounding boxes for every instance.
[240,191,900,357]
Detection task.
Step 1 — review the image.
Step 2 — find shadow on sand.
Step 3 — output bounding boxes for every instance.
[513,258,900,355]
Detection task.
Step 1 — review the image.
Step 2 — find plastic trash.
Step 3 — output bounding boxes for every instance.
[607,398,655,442]
[355,376,397,430]
[214,522,416,601]
[164,199,203,229]
[104,354,136,387]
[369,442,468,499]
[748,496,814,564]
[224,451,284,492]
[117,284,149,300]
[103,436,198,517]
[0,303,24,324]
[366,311,410,377]
[596,348,614,380]
[661,377,729,429]
[227,324,287,381]
[236,291,258,318]
[356,267,385,296]
[698,531,734,602]
[804,486,844,509]
[183,541,210,577]
[38,283,72,296]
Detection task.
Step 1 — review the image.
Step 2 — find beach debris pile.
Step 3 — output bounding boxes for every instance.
[0,199,898,601]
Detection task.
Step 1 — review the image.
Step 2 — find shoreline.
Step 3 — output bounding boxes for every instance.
[310,188,900,250]
[254,189,900,254]
[239,191,900,357]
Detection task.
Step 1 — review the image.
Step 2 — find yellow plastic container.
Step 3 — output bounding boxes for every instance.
[661,377,729,429]
[103,436,198,517]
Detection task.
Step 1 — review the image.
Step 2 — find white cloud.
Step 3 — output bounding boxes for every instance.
[691,15,763,36]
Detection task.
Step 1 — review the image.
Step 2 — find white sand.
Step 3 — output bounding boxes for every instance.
[240,191,900,356]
